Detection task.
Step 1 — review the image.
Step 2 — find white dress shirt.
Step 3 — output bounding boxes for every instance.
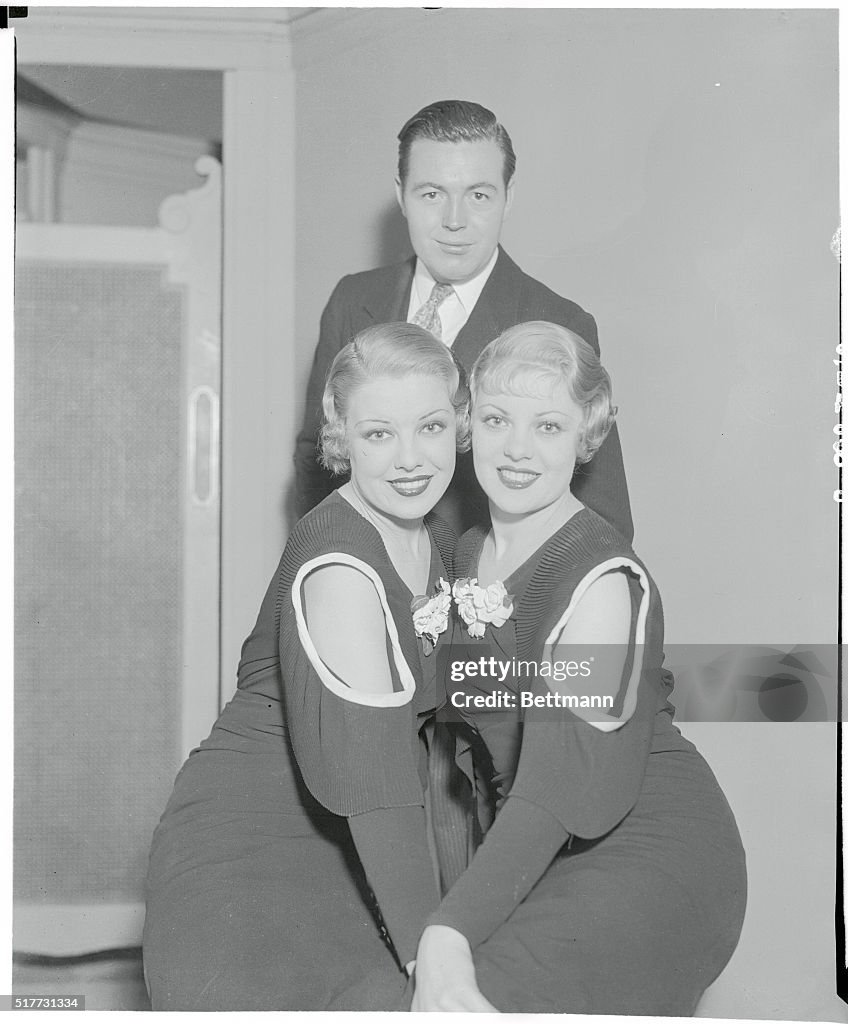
[406,249,499,347]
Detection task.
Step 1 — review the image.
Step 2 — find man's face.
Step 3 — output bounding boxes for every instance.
[396,137,514,285]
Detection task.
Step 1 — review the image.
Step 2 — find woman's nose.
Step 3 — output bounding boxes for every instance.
[395,435,423,471]
[503,427,533,460]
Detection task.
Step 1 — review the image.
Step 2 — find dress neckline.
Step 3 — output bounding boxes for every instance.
[471,506,592,593]
[330,490,443,601]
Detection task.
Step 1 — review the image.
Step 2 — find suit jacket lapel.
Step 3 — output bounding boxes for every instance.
[354,249,523,365]
[452,247,522,369]
[360,257,416,324]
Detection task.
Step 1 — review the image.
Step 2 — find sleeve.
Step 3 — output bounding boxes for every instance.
[280,552,426,815]
[293,278,352,519]
[348,807,440,967]
[425,795,569,949]
[424,563,660,948]
[281,548,441,966]
[508,559,658,837]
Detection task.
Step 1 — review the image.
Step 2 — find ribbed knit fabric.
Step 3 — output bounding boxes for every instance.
[430,508,697,948]
[144,491,457,1008]
[511,509,692,836]
[348,805,439,966]
[426,794,571,949]
[272,495,454,966]
[423,511,456,581]
[275,492,454,816]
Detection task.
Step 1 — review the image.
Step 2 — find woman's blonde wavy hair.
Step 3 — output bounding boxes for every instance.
[470,321,616,464]
[319,322,471,475]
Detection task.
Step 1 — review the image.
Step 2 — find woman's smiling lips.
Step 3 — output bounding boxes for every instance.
[497,467,541,489]
[388,475,433,497]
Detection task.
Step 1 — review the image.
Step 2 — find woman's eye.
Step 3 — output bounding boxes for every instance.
[483,415,505,427]
[365,429,389,441]
[422,420,446,434]
[539,421,562,433]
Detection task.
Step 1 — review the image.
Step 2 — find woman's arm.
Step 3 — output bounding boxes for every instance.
[301,563,439,968]
[413,572,633,1005]
[303,564,397,693]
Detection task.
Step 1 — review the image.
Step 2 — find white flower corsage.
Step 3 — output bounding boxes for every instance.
[411,578,452,656]
[452,577,514,639]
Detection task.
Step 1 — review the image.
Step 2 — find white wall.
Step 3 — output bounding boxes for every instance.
[291,9,840,1020]
[292,7,837,644]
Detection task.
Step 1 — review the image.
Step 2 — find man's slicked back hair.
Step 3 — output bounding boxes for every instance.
[397,99,516,188]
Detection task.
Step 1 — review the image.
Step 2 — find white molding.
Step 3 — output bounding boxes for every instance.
[219,62,296,705]
[289,7,432,69]
[15,223,167,263]
[14,903,145,955]
[15,8,292,70]
[61,121,212,217]
[69,121,212,168]
[16,101,78,152]
[16,102,78,223]
[160,157,224,757]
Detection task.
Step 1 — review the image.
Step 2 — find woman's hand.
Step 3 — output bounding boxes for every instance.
[410,925,499,1012]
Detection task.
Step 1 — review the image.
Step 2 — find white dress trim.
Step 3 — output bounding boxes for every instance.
[291,553,417,708]
[541,556,650,732]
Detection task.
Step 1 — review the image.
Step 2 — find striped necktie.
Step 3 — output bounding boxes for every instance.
[411,282,454,342]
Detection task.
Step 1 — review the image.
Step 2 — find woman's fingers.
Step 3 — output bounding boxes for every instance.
[411,924,499,1012]
[411,981,499,1012]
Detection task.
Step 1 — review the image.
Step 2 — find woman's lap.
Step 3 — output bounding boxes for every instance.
[474,861,715,1013]
[474,750,746,1013]
[144,824,407,1010]
[143,704,408,1010]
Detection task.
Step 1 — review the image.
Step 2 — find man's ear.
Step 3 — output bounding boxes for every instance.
[503,176,516,219]
[395,177,406,216]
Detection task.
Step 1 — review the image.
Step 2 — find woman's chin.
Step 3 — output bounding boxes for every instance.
[485,491,539,518]
[378,483,450,520]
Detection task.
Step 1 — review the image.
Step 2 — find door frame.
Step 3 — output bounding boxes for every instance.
[15,7,297,710]
[13,7,296,954]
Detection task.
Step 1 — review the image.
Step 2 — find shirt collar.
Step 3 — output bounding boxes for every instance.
[413,248,500,313]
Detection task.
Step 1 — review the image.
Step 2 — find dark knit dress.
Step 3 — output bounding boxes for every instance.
[143,493,454,1010]
[430,508,747,1014]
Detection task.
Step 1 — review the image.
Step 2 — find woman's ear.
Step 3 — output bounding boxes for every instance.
[575,413,592,464]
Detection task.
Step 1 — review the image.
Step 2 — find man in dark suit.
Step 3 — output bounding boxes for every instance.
[295,99,632,541]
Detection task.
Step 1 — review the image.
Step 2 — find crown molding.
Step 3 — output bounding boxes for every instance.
[289,7,438,70]
[15,6,294,70]
[16,100,79,153]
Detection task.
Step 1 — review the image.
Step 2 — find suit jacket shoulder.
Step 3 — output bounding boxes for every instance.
[327,258,415,327]
[451,247,598,370]
[492,248,598,349]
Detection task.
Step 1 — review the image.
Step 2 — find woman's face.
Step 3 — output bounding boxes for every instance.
[472,376,584,517]
[346,373,457,521]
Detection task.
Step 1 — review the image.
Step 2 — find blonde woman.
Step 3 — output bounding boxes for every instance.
[412,322,746,1014]
[144,324,469,1009]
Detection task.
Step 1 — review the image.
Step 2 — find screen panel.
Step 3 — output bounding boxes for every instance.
[15,262,184,904]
